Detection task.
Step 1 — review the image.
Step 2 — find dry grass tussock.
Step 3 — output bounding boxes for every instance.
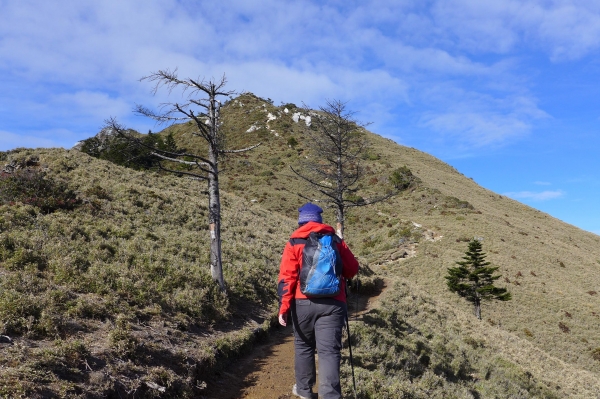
[1,93,600,397]
[343,278,600,398]
[216,93,600,375]
[0,148,294,397]
[363,139,600,372]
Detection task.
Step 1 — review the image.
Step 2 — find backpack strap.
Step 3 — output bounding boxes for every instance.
[289,238,308,246]
[290,232,339,246]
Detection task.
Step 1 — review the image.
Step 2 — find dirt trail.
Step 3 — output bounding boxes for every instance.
[201,325,297,399]
[201,280,387,399]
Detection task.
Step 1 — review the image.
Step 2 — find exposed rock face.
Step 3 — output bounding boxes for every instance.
[2,155,40,173]
[71,127,117,151]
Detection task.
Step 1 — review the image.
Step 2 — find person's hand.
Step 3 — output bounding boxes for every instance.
[278,313,287,326]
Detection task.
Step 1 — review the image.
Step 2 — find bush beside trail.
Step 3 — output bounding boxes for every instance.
[3,95,600,398]
[341,280,559,398]
[0,148,286,398]
[0,162,80,213]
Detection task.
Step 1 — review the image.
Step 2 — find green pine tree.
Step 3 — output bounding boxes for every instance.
[446,239,511,320]
[163,132,178,153]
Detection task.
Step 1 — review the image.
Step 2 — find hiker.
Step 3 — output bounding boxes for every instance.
[278,203,359,399]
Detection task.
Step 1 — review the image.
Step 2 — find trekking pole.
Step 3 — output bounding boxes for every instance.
[345,311,358,399]
[355,269,360,320]
[345,277,358,399]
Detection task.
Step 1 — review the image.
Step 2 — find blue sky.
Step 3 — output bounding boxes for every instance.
[1,1,599,234]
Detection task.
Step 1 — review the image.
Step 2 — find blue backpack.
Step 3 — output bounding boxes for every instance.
[291,232,343,297]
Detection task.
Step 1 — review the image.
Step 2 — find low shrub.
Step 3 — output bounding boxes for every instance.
[443,196,474,210]
[5,247,47,271]
[389,166,419,191]
[362,236,381,250]
[225,259,277,305]
[558,322,570,333]
[0,169,79,213]
[287,137,298,148]
[0,289,43,335]
[361,150,380,161]
[85,185,112,200]
[109,315,140,359]
[341,281,559,399]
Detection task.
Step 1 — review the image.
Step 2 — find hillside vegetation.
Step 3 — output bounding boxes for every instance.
[1,93,600,398]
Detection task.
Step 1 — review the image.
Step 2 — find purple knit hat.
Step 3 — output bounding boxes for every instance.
[298,203,323,225]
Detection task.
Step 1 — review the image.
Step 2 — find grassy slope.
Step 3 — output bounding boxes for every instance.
[218,93,600,374]
[161,93,600,397]
[368,132,600,366]
[1,93,600,397]
[0,148,293,397]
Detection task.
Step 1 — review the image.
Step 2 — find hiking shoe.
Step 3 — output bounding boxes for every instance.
[292,384,316,399]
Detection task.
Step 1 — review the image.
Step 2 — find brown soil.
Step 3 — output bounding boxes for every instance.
[200,325,296,399]
[200,279,387,399]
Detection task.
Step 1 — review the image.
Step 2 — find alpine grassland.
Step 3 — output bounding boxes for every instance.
[1,93,600,397]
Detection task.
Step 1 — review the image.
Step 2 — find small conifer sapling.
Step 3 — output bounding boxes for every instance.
[446,239,511,320]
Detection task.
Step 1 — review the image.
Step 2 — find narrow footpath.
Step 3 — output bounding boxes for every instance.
[201,325,297,399]
[201,279,387,399]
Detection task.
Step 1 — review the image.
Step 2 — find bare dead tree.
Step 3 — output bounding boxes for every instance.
[290,99,395,239]
[106,70,260,292]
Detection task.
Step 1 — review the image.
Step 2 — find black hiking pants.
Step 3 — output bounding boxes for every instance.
[291,298,346,399]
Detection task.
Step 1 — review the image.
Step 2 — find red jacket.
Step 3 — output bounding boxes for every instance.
[277,221,359,317]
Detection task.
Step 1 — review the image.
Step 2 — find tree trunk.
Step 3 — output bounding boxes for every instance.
[336,128,345,239]
[208,101,225,292]
[336,206,344,239]
[119,72,250,295]
[208,175,224,291]
[474,297,481,320]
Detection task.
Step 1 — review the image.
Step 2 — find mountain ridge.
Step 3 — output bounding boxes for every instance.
[0,93,599,397]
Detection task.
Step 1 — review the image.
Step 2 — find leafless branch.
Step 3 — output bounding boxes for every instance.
[151,152,205,166]
[155,162,208,180]
[134,104,189,124]
[290,165,338,190]
[219,143,262,154]
[149,147,212,164]
[140,68,190,95]
[105,118,212,166]
[106,70,259,292]
[141,69,235,99]
[348,192,396,207]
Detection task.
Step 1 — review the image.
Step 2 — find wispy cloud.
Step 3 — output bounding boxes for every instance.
[503,190,565,201]
[1,0,599,152]
[51,91,132,121]
[417,87,549,149]
[428,0,600,60]
[420,110,530,148]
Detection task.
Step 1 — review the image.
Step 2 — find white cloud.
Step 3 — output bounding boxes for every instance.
[51,91,131,120]
[426,0,600,60]
[526,1,600,60]
[503,190,565,201]
[0,0,596,152]
[417,86,549,148]
[420,111,530,147]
